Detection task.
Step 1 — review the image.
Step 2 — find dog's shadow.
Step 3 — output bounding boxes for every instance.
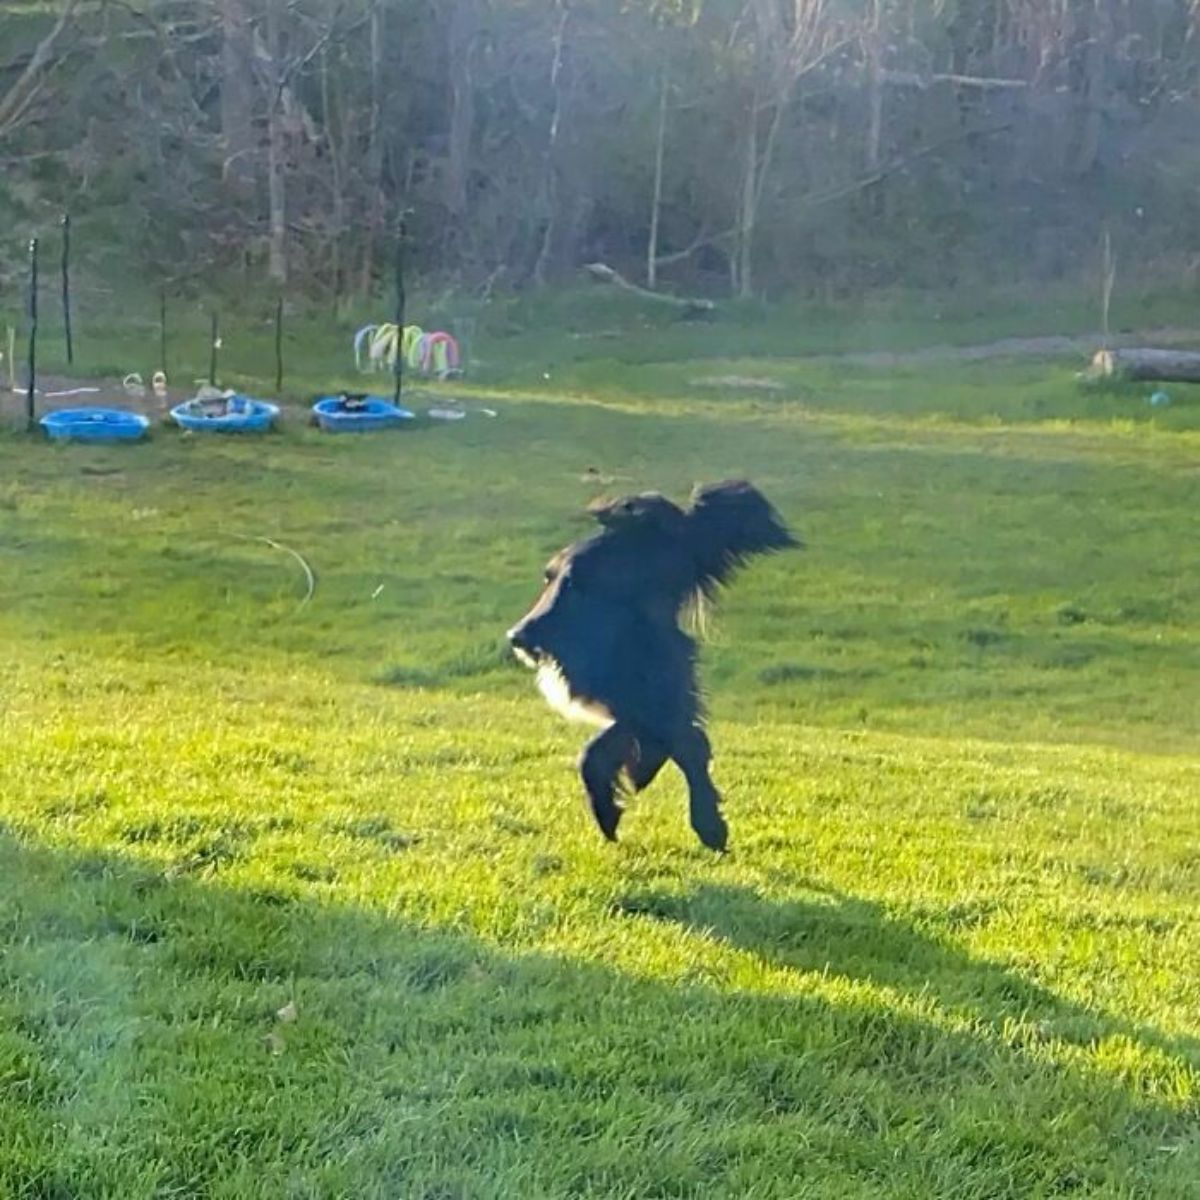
[4,834,1197,1192]
[610,881,1200,1065]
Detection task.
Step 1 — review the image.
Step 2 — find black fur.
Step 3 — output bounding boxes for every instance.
[507,480,798,850]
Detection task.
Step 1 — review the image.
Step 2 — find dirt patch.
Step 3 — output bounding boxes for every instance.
[0,375,319,431]
[0,374,178,426]
[807,327,1200,369]
[690,375,787,391]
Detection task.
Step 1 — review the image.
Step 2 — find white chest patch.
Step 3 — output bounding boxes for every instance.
[536,661,614,727]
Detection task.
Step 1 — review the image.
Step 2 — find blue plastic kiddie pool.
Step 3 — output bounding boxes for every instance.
[311,394,415,433]
[171,394,279,433]
[39,407,150,442]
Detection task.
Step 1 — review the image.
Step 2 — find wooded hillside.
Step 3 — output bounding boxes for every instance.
[3,0,1200,302]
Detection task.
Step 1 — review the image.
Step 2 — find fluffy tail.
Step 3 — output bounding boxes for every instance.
[686,480,799,594]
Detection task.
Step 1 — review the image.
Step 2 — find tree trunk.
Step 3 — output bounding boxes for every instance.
[219,0,256,195]
[359,0,384,296]
[732,0,833,300]
[646,66,669,290]
[445,0,477,250]
[320,44,346,304]
[864,0,884,172]
[735,94,758,299]
[1089,349,1200,383]
[1075,0,1110,176]
[533,3,570,286]
[265,0,287,284]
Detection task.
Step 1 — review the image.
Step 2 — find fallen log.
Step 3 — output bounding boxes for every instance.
[582,262,715,317]
[1089,347,1200,383]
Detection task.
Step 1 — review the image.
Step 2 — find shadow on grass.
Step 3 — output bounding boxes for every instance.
[610,882,1200,1069]
[1,836,1196,1199]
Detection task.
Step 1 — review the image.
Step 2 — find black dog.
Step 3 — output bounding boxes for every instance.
[507,480,798,850]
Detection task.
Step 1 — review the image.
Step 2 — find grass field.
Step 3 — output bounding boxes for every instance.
[1,296,1198,1197]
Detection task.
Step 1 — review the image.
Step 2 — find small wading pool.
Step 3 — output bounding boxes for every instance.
[40,407,150,443]
[311,395,416,433]
[171,395,280,433]
[312,393,420,432]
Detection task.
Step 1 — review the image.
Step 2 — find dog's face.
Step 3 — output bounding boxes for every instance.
[507,548,573,666]
[508,527,683,660]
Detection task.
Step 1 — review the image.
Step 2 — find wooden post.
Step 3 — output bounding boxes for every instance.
[159,289,168,376]
[392,218,406,405]
[275,295,284,395]
[61,213,73,365]
[209,310,219,387]
[26,238,38,432]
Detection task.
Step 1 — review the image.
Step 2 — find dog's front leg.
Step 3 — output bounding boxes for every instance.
[670,725,728,852]
[578,723,634,842]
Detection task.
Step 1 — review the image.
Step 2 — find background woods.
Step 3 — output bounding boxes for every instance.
[2,0,1200,301]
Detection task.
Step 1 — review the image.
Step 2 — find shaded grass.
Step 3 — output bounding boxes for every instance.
[2,827,1198,1198]
[0,312,1198,1195]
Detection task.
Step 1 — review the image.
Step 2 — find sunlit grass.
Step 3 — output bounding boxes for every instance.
[0,315,1197,1196]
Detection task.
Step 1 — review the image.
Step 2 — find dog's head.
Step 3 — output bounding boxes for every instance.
[506,525,688,667]
[506,544,583,667]
[507,481,799,667]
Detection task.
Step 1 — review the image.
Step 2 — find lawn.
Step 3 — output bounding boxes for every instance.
[0,301,1198,1197]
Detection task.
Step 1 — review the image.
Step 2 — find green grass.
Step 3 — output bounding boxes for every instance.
[10,273,1200,399]
[1,308,1198,1196]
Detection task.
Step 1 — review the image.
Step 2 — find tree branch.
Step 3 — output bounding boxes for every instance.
[880,68,1029,91]
[652,123,1014,271]
[0,0,81,138]
[583,262,715,313]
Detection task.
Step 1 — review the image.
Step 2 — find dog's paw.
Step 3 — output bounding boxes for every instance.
[595,809,622,843]
[693,814,729,853]
[585,798,623,843]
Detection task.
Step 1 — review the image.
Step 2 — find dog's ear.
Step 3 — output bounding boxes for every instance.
[588,492,689,538]
[585,495,624,526]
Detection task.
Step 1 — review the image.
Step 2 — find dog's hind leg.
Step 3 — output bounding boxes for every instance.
[669,725,728,852]
[624,736,668,793]
[579,723,634,842]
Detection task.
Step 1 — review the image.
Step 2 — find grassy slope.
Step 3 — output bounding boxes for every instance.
[1,299,1198,1197]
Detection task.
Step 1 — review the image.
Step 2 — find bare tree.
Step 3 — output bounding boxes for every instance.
[533,1,572,286]
[646,64,670,289]
[359,0,384,294]
[0,0,81,141]
[6,0,1200,301]
[1074,0,1113,176]
[863,0,885,171]
[265,0,288,283]
[219,0,257,195]
[731,0,845,298]
[445,0,480,244]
